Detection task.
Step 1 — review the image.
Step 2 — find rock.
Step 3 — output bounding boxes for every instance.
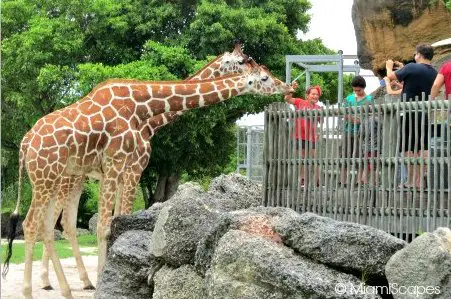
[108,207,162,249]
[88,213,98,234]
[206,230,381,299]
[195,207,294,276]
[275,212,406,281]
[95,230,155,299]
[208,173,262,208]
[149,174,265,267]
[149,193,220,267]
[352,0,451,74]
[153,265,206,299]
[54,229,63,241]
[385,227,451,299]
[76,228,91,236]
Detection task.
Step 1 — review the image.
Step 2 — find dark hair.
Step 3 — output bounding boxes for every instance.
[351,75,366,88]
[416,44,434,60]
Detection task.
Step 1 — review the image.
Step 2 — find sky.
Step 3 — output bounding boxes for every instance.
[237,0,379,126]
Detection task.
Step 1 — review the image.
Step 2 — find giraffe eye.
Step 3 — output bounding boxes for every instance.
[238,59,245,65]
[261,75,269,82]
[248,80,253,85]
[225,60,230,64]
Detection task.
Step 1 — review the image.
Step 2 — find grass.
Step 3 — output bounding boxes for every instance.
[1,235,98,264]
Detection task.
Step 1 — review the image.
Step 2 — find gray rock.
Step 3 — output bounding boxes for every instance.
[195,206,296,276]
[206,230,381,299]
[54,229,63,241]
[149,193,220,267]
[208,173,262,208]
[88,213,98,234]
[153,265,206,299]
[95,230,155,299]
[386,227,451,299]
[108,206,162,249]
[274,212,406,280]
[76,228,91,236]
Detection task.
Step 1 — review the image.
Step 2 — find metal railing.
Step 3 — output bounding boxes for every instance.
[263,95,450,241]
[236,126,265,182]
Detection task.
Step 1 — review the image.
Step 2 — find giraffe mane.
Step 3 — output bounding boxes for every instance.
[185,54,225,80]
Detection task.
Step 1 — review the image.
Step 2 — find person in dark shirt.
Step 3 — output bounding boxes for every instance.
[386,44,438,188]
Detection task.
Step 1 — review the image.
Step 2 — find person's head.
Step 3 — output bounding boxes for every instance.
[351,75,366,97]
[414,44,434,61]
[306,85,321,103]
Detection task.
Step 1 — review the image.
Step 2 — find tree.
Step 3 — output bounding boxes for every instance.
[2,0,338,212]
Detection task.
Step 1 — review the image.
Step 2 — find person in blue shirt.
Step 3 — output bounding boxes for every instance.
[340,75,373,186]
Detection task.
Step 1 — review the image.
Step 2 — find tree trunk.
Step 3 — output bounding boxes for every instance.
[152,173,180,203]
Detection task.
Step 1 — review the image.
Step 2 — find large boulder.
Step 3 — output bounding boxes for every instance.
[149,174,263,267]
[206,229,381,299]
[352,0,451,74]
[275,212,406,281]
[88,213,98,234]
[385,227,451,299]
[95,230,155,299]
[153,265,206,299]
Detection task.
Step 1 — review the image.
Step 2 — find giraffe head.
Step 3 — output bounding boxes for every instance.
[217,40,251,75]
[243,58,294,95]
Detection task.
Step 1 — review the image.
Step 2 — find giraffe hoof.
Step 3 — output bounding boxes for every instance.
[83,284,96,290]
[42,285,54,290]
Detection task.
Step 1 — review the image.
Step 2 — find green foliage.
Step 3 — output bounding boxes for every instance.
[77,180,100,228]
[1,0,342,207]
[1,235,97,264]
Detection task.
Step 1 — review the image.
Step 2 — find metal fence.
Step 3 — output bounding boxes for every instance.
[263,95,450,241]
[236,125,265,182]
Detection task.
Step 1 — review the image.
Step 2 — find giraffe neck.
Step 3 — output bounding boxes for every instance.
[186,55,223,81]
[140,111,182,140]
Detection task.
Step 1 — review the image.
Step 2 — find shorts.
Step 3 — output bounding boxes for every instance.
[293,139,317,150]
[398,112,428,152]
[340,133,360,158]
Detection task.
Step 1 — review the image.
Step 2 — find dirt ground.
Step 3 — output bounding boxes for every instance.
[1,256,98,298]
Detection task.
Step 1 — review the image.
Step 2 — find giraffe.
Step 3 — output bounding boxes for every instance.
[36,42,253,290]
[4,60,293,299]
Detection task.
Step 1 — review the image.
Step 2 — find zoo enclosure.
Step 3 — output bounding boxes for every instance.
[263,96,451,241]
[236,126,265,182]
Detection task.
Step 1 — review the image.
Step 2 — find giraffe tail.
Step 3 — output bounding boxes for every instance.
[2,136,27,278]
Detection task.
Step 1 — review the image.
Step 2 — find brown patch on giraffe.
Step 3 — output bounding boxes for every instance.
[168,96,184,111]
[201,68,212,79]
[83,152,98,166]
[199,82,216,94]
[38,124,54,136]
[41,135,57,148]
[78,100,101,114]
[203,92,221,105]
[175,84,195,95]
[148,100,166,115]
[111,99,135,119]
[186,95,199,108]
[37,157,47,170]
[135,105,150,120]
[94,89,112,106]
[123,131,135,152]
[90,113,105,131]
[96,133,109,149]
[231,89,239,97]
[106,136,124,156]
[221,89,231,99]
[102,106,117,121]
[112,86,130,97]
[73,114,91,132]
[87,133,101,152]
[238,215,284,244]
[106,118,129,136]
[63,108,79,122]
[150,85,172,99]
[132,85,150,102]
[225,78,236,87]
